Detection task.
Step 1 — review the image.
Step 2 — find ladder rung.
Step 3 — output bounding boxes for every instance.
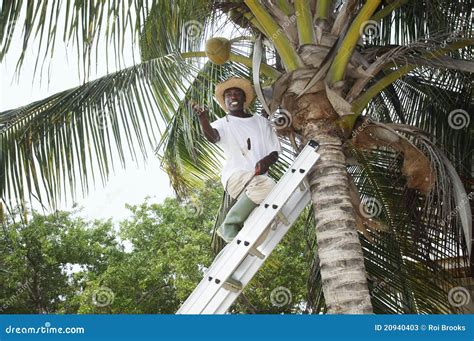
[299,177,310,192]
[277,212,290,225]
[248,247,265,259]
[223,277,243,293]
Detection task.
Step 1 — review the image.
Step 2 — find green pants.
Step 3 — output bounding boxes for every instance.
[217,193,258,242]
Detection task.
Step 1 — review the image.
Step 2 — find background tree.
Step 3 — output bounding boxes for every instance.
[0,211,122,313]
[1,181,311,314]
[1,0,472,313]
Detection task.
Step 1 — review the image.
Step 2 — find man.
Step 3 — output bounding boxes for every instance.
[193,77,281,242]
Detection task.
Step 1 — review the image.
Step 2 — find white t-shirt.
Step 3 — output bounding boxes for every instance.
[210,114,281,188]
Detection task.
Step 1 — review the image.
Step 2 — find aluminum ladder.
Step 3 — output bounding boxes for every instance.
[177,140,320,314]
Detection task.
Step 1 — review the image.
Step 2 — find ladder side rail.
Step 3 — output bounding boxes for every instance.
[204,144,319,281]
[204,188,312,314]
[177,197,290,313]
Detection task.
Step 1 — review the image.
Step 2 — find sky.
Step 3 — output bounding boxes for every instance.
[0,11,175,222]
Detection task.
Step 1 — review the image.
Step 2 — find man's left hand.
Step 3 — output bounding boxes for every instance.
[255,160,269,175]
[255,152,278,175]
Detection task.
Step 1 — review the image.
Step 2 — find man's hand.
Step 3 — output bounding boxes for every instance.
[191,102,220,143]
[191,102,209,117]
[255,151,279,175]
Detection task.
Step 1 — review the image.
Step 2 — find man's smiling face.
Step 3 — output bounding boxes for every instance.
[224,87,246,112]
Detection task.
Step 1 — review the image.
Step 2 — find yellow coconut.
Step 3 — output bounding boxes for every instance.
[205,37,231,65]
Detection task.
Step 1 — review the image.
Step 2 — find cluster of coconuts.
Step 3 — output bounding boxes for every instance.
[205,37,231,65]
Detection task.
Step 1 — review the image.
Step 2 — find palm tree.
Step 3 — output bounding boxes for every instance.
[1,0,472,314]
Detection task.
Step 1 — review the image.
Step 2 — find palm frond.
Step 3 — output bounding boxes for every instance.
[0,53,196,210]
[370,68,473,185]
[139,0,214,61]
[369,0,473,47]
[0,0,212,78]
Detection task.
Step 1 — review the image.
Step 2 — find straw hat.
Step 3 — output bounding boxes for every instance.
[215,77,255,111]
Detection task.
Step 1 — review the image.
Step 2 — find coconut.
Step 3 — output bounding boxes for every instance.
[205,37,231,65]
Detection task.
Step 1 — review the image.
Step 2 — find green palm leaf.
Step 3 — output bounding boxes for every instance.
[0,0,214,77]
[1,53,196,209]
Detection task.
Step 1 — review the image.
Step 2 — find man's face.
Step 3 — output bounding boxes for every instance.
[224,87,246,111]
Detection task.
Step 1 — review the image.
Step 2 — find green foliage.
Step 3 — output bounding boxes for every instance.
[0,211,121,313]
[0,181,311,314]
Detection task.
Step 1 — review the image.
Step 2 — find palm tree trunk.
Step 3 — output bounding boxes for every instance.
[303,120,373,314]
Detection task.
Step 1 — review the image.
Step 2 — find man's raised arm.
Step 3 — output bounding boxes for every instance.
[192,104,220,143]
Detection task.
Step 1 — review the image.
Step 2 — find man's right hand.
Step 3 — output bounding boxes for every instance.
[192,103,208,117]
[191,102,220,143]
